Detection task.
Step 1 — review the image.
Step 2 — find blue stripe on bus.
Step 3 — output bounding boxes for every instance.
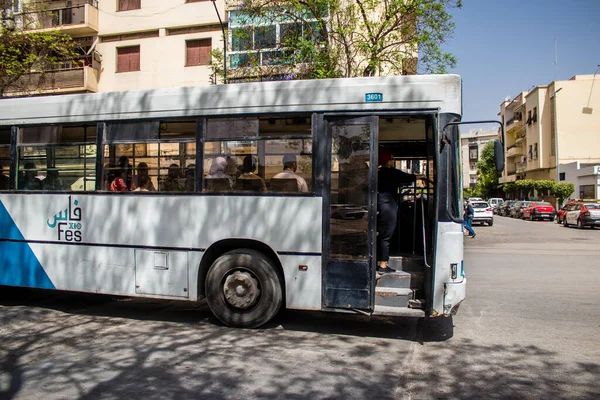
[0,201,55,289]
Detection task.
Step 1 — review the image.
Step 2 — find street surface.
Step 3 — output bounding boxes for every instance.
[1,216,599,399]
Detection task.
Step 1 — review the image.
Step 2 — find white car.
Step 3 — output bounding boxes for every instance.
[488,198,504,214]
[470,201,494,226]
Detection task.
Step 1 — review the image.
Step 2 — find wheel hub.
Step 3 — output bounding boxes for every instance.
[223,271,260,309]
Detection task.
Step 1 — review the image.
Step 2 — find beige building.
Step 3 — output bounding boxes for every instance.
[499,74,600,186]
[6,0,225,95]
[460,129,498,189]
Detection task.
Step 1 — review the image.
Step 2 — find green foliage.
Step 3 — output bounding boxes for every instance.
[473,141,499,197]
[0,4,81,97]
[502,182,517,193]
[515,179,535,197]
[463,187,481,199]
[533,180,555,196]
[220,0,461,81]
[552,182,575,206]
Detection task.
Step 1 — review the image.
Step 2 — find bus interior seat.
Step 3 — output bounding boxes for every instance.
[269,178,298,193]
[204,178,231,192]
[234,178,263,192]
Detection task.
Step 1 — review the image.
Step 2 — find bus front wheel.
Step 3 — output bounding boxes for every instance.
[205,249,283,328]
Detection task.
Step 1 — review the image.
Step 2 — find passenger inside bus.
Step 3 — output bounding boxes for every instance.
[43,168,63,191]
[205,157,233,188]
[19,162,43,190]
[234,155,267,192]
[376,148,417,273]
[0,165,9,190]
[271,154,308,193]
[135,162,156,191]
[162,164,183,191]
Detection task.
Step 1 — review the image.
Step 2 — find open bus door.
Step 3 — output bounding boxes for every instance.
[322,116,378,311]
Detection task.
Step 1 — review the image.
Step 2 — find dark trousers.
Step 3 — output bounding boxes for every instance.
[377,193,397,262]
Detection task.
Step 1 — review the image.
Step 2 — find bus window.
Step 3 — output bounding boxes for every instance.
[0,128,10,191]
[102,119,196,192]
[17,125,97,191]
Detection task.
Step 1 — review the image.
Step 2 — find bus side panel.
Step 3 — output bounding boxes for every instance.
[279,255,321,310]
[432,221,465,315]
[0,194,323,302]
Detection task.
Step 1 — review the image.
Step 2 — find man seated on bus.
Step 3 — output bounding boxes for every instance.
[19,162,43,190]
[234,155,267,192]
[271,154,309,193]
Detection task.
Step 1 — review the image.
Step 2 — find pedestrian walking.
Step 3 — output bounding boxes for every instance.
[463,201,476,238]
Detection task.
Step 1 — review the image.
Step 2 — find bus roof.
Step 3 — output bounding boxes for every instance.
[0,74,462,126]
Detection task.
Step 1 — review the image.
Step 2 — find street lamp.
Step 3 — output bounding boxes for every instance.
[211,0,227,84]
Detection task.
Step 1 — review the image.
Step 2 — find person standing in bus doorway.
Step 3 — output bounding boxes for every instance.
[272,154,309,192]
[376,148,417,274]
[463,201,476,238]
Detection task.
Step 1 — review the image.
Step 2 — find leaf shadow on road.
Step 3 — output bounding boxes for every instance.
[0,289,599,400]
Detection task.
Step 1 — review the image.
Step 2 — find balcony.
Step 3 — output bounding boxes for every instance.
[506,145,524,158]
[5,66,99,97]
[22,1,99,36]
[516,161,528,173]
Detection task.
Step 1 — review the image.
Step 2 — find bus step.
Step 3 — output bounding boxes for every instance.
[377,270,423,289]
[373,305,425,317]
[388,256,424,272]
[375,287,414,308]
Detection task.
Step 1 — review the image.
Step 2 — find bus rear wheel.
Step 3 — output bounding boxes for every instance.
[205,249,283,328]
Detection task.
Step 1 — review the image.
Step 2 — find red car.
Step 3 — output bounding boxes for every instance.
[522,201,556,221]
[558,201,600,228]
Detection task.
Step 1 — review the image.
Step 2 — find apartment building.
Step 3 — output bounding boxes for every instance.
[499,74,600,190]
[4,0,418,96]
[460,129,498,189]
[3,0,225,95]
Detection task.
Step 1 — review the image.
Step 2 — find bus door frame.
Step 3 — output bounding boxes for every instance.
[320,115,378,312]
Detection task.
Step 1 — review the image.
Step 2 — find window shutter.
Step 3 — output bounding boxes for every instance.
[186,39,211,66]
[119,0,141,11]
[117,45,140,72]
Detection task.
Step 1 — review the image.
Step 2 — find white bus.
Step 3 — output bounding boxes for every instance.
[0,75,496,328]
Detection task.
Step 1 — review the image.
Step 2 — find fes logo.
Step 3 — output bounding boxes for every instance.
[47,196,83,242]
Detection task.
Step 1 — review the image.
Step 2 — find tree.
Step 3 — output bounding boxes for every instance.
[0,2,82,97]
[223,0,461,82]
[552,182,574,207]
[473,141,499,198]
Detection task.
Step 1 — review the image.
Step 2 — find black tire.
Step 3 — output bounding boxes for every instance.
[205,249,283,328]
[555,216,561,224]
[563,218,569,228]
[577,219,584,229]
[488,219,494,226]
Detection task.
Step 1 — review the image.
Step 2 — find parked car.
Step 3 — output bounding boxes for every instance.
[468,197,483,202]
[561,201,600,229]
[500,200,517,217]
[510,201,531,219]
[521,201,556,221]
[488,198,504,214]
[556,204,569,224]
[470,201,494,226]
[331,204,367,220]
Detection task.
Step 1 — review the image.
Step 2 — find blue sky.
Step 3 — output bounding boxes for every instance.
[442,0,600,128]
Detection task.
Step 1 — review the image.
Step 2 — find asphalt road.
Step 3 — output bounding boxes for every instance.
[1,216,599,399]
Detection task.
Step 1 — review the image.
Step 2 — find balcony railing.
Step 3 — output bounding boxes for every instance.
[6,66,99,96]
[506,145,524,158]
[21,1,98,34]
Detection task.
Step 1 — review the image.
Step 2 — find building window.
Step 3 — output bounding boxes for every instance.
[116,45,140,73]
[186,39,211,66]
[528,144,532,160]
[186,0,209,2]
[533,143,538,160]
[118,0,141,11]
[580,185,595,199]
[532,107,538,123]
[468,144,478,161]
[559,172,565,181]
